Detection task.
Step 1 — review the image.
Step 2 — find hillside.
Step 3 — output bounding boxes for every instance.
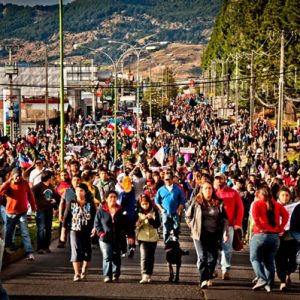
[0,0,222,79]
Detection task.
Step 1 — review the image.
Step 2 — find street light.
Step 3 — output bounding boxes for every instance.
[73,43,137,161]
[108,40,169,139]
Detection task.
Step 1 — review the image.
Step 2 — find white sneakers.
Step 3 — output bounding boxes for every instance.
[139,274,151,284]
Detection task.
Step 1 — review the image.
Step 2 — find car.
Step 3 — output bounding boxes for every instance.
[217,118,233,126]
[82,123,99,134]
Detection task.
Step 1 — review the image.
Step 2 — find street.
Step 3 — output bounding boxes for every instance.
[1,224,300,300]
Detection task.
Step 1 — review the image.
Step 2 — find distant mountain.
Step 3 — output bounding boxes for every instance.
[0,0,222,42]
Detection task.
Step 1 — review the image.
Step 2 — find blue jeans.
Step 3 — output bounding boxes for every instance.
[250,233,280,286]
[36,210,53,250]
[5,213,34,255]
[221,226,234,273]
[1,206,6,238]
[162,212,180,243]
[193,231,219,283]
[99,241,121,279]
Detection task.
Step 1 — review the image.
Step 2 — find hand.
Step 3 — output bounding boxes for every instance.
[60,228,67,242]
[90,227,96,237]
[234,225,241,230]
[127,237,135,245]
[223,233,229,243]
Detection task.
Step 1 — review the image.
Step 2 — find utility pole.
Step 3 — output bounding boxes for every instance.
[59,0,65,170]
[250,51,254,134]
[212,61,216,110]
[4,45,19,141]
[235,53,239,123]
[277,30,285,162]
[45,47,49,130]
[221,60,225,111]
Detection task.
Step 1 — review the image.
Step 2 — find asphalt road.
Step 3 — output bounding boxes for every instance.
[1,224,300,300]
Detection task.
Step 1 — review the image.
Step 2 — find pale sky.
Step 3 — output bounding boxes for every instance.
[0,0,74,6]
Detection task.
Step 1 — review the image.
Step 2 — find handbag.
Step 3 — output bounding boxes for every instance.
[232,228,243,251]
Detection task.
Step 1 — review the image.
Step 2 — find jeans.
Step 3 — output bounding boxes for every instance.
[250,233,280,286]
[1,206,6,238]
[221,226,234,273]
[5,213,34,255]
[99,240,121,279]
[139,241,157,275]
[162,212,180,243]
[36,210,53,250]
[193,231,219,283]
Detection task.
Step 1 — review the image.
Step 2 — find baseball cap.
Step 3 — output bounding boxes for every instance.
[214,172,226,179]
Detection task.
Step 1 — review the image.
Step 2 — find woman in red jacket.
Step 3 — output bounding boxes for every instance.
[250,184,289,293]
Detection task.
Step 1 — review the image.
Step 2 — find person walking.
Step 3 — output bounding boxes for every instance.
[213,172,244,280]
[250,184,289,292]
[60,183,96,281]
[94,190,135,282]
[275,187,298,291]
[136,194,160,284]
[0,167,36,261]
[155,171,185,244]
[186,180,228,289]
[32,170,58,254]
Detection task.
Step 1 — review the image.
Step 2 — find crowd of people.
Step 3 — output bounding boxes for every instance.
[0,94,300,294]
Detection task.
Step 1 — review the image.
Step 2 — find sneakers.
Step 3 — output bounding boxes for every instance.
[37,249,44,254]
[252,279,267,290]
[222,272,231,280]
[280,283,287,291]
[128,247,135,258]
[27,254,35,261]
[73,274,81,282]
[252,277,258,283]
[103,277,111,283]
[264,285,271,293]
[112,276,119,282]
[207,279,213,287]
[200,280,208,289]
[139,274,150,284]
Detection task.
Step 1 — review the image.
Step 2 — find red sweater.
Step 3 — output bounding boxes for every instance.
[252,199,289,234]
[0,179,36,214]
[215,186,244,227]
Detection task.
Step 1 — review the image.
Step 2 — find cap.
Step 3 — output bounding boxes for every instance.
[214,172,226,179]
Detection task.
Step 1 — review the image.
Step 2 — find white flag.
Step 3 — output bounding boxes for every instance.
[153,146,164,166]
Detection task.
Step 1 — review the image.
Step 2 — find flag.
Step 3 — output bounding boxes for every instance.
[153,146,165,166]
[19,154,33,168]
[123,125,136,136]
[107,123,115,131]
[161,116,175,134]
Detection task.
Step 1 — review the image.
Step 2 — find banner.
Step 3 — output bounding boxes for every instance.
[180,147,195,154]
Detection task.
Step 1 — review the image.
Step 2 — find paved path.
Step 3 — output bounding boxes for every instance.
[1,224,300,300]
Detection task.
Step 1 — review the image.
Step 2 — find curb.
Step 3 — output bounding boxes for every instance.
[3,230,59,267]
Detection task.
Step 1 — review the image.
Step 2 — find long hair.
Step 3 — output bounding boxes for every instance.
[195,180,221,208]
[257,184,276,227]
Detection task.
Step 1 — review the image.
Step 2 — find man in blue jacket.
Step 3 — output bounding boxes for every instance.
[155,172,185,244]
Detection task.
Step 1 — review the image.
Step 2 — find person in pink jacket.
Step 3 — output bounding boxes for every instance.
[214,172,244,280]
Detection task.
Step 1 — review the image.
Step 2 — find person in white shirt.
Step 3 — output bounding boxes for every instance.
[29,159,44,188]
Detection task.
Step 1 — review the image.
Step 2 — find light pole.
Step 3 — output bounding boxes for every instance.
[74,44,135,161]
[108,40,168,138]
[59,0,65,171]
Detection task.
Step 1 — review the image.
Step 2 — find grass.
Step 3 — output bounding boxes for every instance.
[14,216,60,248]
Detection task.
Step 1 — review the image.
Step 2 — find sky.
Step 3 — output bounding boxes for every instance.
[0,0,74,6]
